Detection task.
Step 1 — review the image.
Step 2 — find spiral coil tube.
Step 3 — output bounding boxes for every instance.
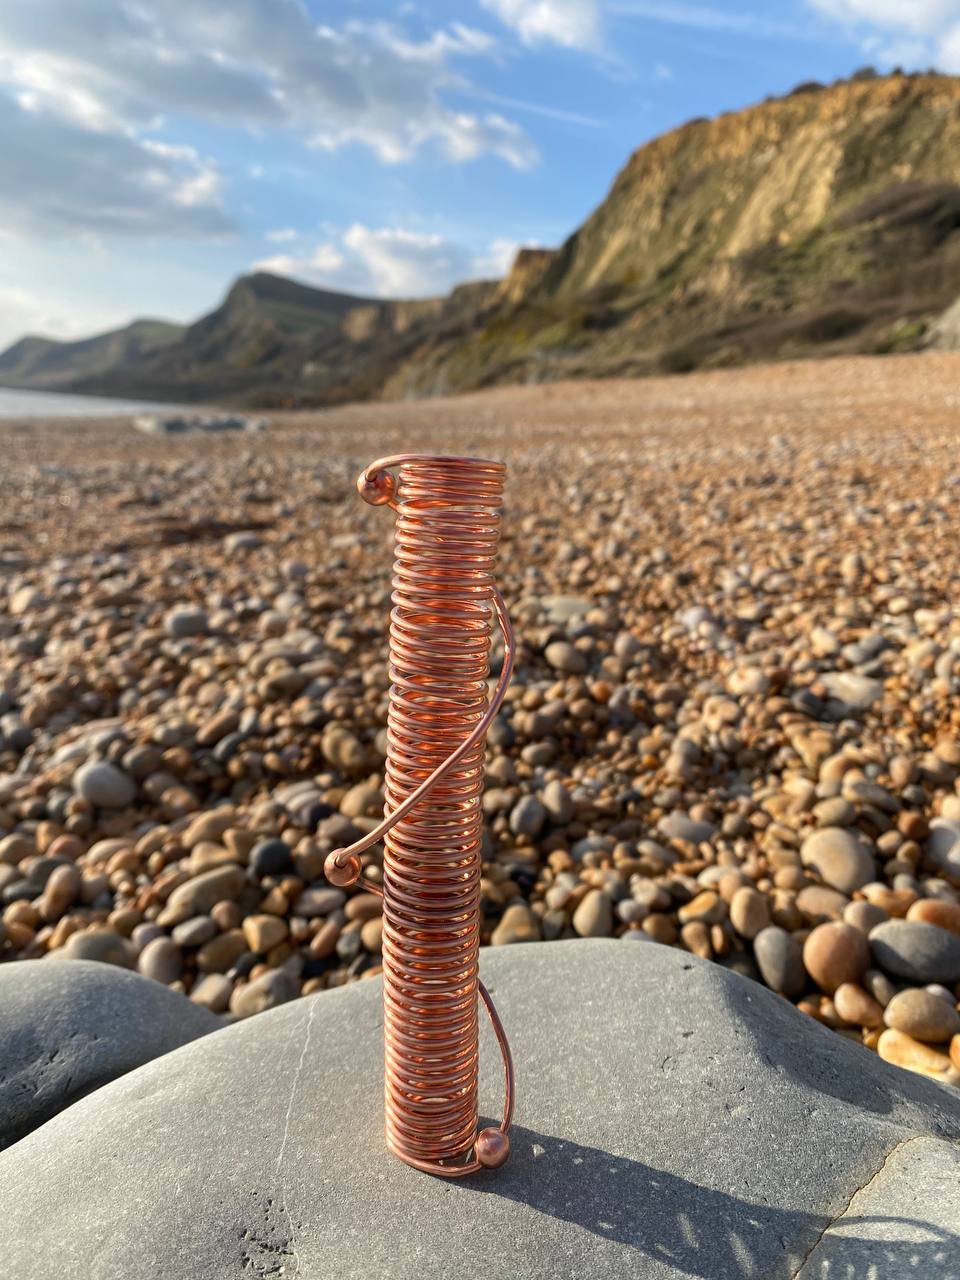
[324,454,515,1177]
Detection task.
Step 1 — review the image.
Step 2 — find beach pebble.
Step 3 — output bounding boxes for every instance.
[137,937,182,985]
[58,929,134,968]
[242,915,288,954]
[166,865,245,917]
[833,982,884,1029]
[73,761,135,809]
[800,828,876,894]
[509,795,547,839]
[803,922,870,994]
[491,904,541,945]
[869,920,960,984]
[906,898,960,937]
[729,887,770,940]
[572,889,613,938]
[544,642,586,675]
[877,1028,960,1085]
[250,839,294,877]
[753,927,806,997]
[163,607,209,638]
[883,988,960,1043]
[230,969,300,1018]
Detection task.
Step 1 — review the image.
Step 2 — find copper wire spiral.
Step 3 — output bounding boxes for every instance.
[324,454,515,1177]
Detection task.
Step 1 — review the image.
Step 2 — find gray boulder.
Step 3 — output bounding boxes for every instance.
[2,941,960,1278]
[0,959,219,1149]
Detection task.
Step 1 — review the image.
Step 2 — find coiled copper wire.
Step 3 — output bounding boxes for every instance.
[324,454,515,1177]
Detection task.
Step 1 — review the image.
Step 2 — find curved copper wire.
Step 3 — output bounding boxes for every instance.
[325,454,515,1177]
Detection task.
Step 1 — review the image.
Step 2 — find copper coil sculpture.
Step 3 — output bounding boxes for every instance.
[324,453,515,1177]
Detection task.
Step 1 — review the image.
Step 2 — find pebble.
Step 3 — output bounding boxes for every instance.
[242,915,288,954]
[833,982,884,1029]
[540,780,574,825]
[572,889,613,938]
[883,988,960,1043]
[906,898,960,937]
[729,887,770,940]
[163,606,209,638]
[292,888,346,918]
[72,761,136,809]
[172,916,217,947]
[752,927,805,997]
[166,865,246,918]
[509,795,547,839]
[802,922,871,994]
[58,929,134,968]
[137,936,183,985]
[800,828,876,894]
[544,642,587,675]
[491,903,541,945]
[868,920,960,984]
[189,973,233,1013]
[877,1028,960,1085]
[230,969,299,1018]
[249,839,294,877]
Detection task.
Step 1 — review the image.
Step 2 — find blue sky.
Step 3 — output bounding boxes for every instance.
[1,0,959,347]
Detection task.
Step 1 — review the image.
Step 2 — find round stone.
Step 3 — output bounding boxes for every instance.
[842,901,888,934]
[572,889,613,938]
[883,988,960,1043]
[242,915,288,954]
[509,795,547,839]
[802,921,871,994]
[800,828,876,894]
[729,887,770,940]
[833,982,884,1029]
[59,929,135,968]
[73,761,136,809]
[163,607,209,639]
[868,920,960,984]
[753,926,806,997]
[544,641,587,675]
[137,937,183,985]
[172,916,217,948]
[491,903,541,945]
[877,1028,960,1085]
[250,839,294,878]
[906,898,960,937]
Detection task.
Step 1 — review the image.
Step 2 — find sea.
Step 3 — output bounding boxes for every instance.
[0,387,184,418]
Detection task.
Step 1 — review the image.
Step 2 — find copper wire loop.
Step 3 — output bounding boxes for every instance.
[325,454,515,1177]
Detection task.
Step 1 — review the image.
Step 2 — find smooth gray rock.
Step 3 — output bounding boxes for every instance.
[927,818,960,886]
[869,920,960,984]
[0,960,219,1150]
[2,941,960,1279]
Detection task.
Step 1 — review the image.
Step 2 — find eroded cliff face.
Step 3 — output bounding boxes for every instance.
[387,72,960,396]
[7,73,960,407]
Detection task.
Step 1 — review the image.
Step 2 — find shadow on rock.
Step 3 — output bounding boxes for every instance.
[469,1125,959,1280]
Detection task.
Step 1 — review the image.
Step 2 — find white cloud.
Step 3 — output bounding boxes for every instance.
[254,224,521,298]
[805,0,960,68]
[0,1,538,244]
[481,0,602,49]
[0,3,537,182]
[808,1,958,35]
[0,284,117,348]
[0,91,231,237]
[266,228,299,243]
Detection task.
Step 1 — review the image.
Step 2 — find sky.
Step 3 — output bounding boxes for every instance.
[2,0,960,348]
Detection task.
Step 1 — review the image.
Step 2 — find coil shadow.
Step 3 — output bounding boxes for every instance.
[467,1125,959,1280]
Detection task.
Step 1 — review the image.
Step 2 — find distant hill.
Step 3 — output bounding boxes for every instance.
[0,319,183,390]
[4,70,960,407]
